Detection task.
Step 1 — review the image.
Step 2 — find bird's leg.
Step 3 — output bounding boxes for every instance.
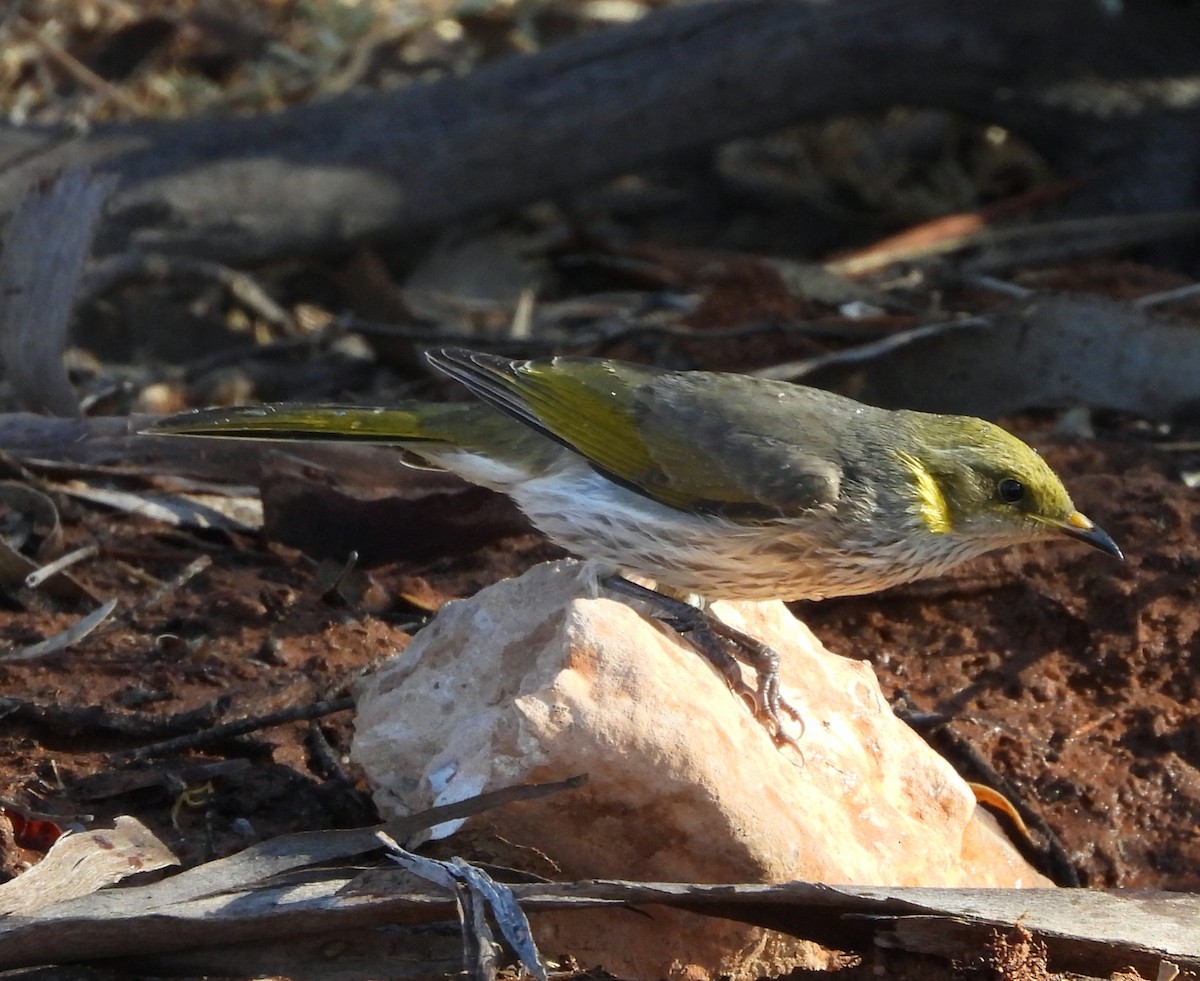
[604,576,756,701]
[671,615,806,750]
[601,575,803,748]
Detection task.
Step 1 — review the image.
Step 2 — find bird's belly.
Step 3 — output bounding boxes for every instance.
[510,469,969,602]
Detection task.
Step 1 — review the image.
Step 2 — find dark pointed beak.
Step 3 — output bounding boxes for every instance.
[1059,510,1123,560]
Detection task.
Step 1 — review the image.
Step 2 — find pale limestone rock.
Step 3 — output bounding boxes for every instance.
[352,559,1049,980]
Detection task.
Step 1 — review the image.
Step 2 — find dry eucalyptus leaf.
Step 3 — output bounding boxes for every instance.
[0,815,177,915]
[0,481,62,562]
[0,597,118,662]
[57,482,262,533]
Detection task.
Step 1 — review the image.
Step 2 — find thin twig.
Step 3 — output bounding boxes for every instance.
[960,274,1035,300]
[1134,281,1200,309]
[25,543,99,589]
[128,694,356,759]
[97,556,212,636]
[383,774,587,843]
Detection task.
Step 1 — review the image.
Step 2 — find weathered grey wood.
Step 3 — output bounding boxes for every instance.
[0,170,114,417]
[1,0,1198,264]
[0,871,1196,978]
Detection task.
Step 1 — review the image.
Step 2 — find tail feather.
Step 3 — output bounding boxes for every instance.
[145,399,565,485]
[146,402,473,445]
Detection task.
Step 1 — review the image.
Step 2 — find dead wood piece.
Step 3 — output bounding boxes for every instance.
[381,838,548,981]
[2,0,1200,264]
[105,927,464,980]
[0,695,228,739]
[773,294,1200,421]
[0,874,1195,977]
[56,485,260,533]
[5,776,584,922]
[126,694,355,759]
[68,759,253,801]
[0,170,114,418]
[0,816,178,916]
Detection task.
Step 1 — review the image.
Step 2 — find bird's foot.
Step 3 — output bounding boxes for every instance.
[602,575,804,751]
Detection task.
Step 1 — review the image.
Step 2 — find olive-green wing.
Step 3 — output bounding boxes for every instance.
[427,349,851,519]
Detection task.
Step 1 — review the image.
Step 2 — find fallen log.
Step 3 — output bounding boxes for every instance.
[1,0,1198,263]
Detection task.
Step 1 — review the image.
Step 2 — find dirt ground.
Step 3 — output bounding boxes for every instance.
[2,5,1200,977]
[0,425,1194,898]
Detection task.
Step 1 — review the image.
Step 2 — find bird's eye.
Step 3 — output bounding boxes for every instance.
[997,478,1025,504]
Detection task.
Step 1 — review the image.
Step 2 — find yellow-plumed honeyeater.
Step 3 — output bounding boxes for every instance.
[150,348,1121,601]
[149,349,1120,741]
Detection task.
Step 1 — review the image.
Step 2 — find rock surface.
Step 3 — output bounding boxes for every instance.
[352,559,1049,979]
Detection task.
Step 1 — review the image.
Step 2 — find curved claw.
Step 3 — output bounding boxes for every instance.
[602,573,807,755]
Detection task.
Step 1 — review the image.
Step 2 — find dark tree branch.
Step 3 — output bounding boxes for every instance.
[1,0,1198,264]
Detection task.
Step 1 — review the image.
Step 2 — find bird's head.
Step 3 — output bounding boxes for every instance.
[895,414,1122,560]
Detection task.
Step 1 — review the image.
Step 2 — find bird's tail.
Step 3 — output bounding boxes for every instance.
[146,401,481,447]
[144,400,560,486]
